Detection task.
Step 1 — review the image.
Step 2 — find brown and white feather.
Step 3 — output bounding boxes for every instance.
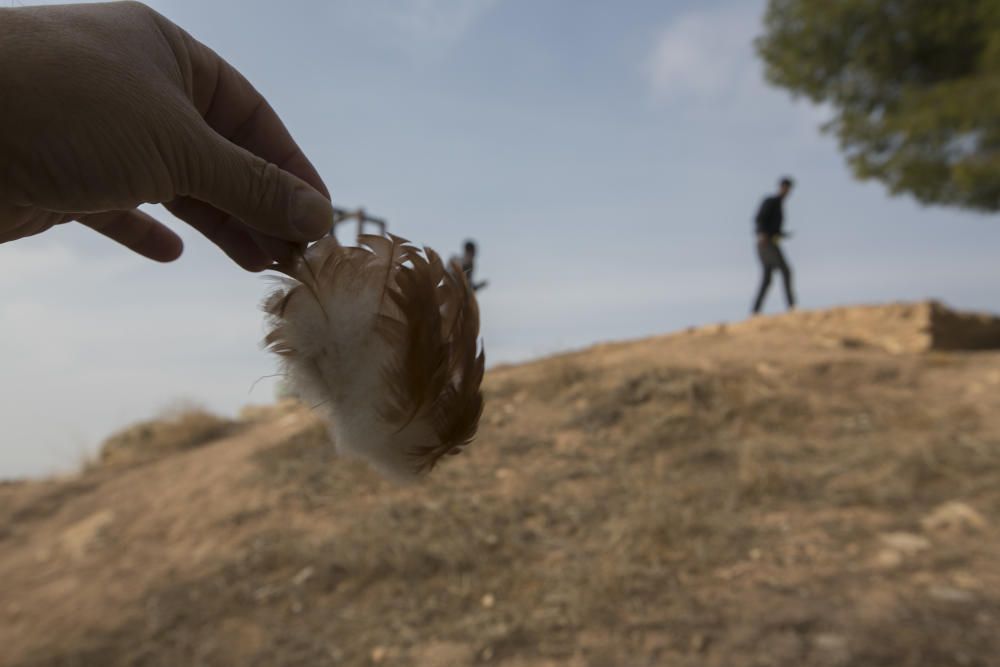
[263,235,484,480]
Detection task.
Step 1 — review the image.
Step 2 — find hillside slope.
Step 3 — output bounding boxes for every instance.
[1,302,999,667]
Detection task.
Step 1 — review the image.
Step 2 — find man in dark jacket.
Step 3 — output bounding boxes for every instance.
[751,177,796,314]
[451,240,489,291]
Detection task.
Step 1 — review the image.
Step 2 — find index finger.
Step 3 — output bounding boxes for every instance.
[162,18,330,199]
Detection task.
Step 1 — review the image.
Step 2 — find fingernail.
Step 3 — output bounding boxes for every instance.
[291,188,333,239]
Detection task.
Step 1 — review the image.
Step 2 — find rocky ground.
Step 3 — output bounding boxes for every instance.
[1,301,999,667]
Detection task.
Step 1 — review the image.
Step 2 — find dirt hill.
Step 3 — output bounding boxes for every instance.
[1,301,999,667]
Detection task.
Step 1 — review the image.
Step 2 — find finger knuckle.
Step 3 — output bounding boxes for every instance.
[248,159,285,214]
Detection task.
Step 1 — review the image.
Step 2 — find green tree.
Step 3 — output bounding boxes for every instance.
[756,0,1000,211]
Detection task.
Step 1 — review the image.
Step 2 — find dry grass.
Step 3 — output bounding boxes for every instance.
[4,305,1000,666]
[96,403,238,468]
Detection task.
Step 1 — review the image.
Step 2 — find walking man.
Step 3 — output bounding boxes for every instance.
[752,177,797,314]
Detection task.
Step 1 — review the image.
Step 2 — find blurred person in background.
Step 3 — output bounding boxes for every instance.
[751,177,796,315]
[451,239,488,292]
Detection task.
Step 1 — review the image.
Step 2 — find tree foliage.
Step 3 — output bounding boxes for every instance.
[756,0,1000,211]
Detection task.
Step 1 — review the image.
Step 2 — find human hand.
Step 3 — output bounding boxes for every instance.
[0,1,332,270]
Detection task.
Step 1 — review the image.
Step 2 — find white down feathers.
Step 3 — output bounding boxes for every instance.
[263,235,484,480]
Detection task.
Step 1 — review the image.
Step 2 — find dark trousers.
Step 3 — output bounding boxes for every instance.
[752,238,795,313]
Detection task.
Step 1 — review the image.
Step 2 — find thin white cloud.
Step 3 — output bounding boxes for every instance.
[0,240,142,289]
[381,0,500,46]
[643,2,835,152]
[646,4,762,101]
[331,0,500,60]
[0,243,77,281]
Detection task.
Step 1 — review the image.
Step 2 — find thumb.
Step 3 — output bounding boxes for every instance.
[187,132,333,242]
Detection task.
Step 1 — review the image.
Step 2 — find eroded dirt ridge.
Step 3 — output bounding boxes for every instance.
[1,301,998,666]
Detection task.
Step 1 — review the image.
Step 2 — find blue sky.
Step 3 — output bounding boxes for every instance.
[3,0,1000,477]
